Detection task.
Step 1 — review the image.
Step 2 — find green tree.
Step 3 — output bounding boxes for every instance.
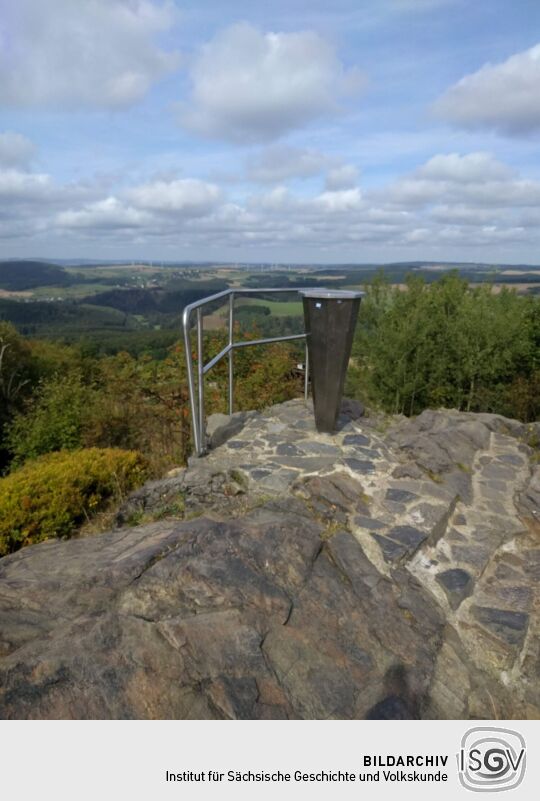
[0,322,39,467]
[347,273,540,421]
[6,370,93,465]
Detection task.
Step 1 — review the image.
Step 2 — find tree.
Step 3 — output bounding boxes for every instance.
[347,273,540,422]
[6,370,93,466]
[0,323,37,467]
[0,322,33,412]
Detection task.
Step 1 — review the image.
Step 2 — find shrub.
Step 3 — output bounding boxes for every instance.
[0,321,36,466]
[0,448,147,556]
[6,371,94,466]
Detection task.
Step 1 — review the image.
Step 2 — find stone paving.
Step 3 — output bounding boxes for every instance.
[117,397,540,717]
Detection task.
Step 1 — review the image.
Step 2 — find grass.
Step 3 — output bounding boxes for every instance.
[321,521,344,540]
[238,298,303,316]
[524,425,540,451]
[201,297,304,325]
[124,496,185,528]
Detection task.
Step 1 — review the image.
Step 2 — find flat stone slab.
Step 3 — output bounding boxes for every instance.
[481,464,519,480]
[207,412,249,449]
[372,525,427,563]
[354,515,387,531]
[355,447,382,459]
[471,606,529,647]
[256,470,299,493]
[387,525,427,553]
[371,533,409,563]
[482,584,533,612]
[297,442,341,457]
[497,454,526,467]
[250,469,271,480]
[343,434,371,446]
[451,544,493,573]
[272,456,336,472]
[385,488,418,504]
[436,568,474,610]
[276,443,302,456]
[343,458,376,473]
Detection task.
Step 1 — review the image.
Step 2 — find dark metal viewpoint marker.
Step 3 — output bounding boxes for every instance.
[300,289,364,433]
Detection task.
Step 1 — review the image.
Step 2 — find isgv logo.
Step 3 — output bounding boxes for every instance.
[458,727,526,792]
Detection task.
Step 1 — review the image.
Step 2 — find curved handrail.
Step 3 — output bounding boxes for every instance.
[182,287,316,455]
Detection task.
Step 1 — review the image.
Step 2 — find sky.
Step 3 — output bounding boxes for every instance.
[1,0,540,264]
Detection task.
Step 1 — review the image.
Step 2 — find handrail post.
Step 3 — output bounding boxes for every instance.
[182,307,201,455]
[228,292,234,415]
[196,307,205,453]
[304,340,309,401]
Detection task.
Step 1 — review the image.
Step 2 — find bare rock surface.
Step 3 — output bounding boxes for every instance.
[1,399,539,719]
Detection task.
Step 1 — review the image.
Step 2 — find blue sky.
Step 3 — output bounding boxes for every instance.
[1,0,539,263]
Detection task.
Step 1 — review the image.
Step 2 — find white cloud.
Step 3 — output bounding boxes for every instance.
[0,166,111,219]
[429,204,498,226]
[179,23,366,143]
[248,184,364,217]
[0,169,52,201]
[315,188,363,212]
[56,178,221,238]
[0,0,179,109]
[0,132,36,168]
[404,227,431,243]
[382,152,540,209]
[127,178,221,215]
[0,166,108,238]
[363,151,540,253]
[3,151,540,260]
[246,145,331,183]
[56,198,150,230]
[325,164,359,191]
[416,152,513,183]
[435,43,540,136]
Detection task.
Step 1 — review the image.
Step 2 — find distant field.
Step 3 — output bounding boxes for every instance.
[202,312,227,330]
[30,283,120,299]
[64,264,163,276]
[306,274,345,282]
[0,289,32,298]
[340,283,366,289]
[197,297,304,332]
[238,298,303,315]
[499,269,537,275]
[491,283,540,294]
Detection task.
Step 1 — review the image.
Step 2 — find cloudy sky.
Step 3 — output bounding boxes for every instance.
[1,0,539,263]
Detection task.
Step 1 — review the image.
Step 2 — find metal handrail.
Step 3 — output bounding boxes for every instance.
[182,287,314,456]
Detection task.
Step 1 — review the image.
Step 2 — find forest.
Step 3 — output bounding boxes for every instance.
[0,271,538,556]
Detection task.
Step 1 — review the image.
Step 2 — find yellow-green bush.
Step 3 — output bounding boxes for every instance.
[0,448,147,556]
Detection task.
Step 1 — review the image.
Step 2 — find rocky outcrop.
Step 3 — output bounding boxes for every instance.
[0,399,538,719]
